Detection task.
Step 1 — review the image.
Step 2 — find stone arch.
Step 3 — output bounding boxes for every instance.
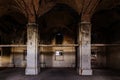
[38,3,80,44]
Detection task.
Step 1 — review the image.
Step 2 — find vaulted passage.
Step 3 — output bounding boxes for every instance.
[0,0,120,79]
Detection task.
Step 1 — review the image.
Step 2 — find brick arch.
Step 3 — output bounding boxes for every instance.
[38,3,80,43]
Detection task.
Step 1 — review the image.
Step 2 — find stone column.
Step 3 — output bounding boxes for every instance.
[78,22,92,75]
[0,49,2,67]
[25,23,40,75]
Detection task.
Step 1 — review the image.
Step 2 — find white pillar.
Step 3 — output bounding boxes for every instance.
[0,49,3,67]
[78,22,92,75]
[0,49,2,67]
[25,23,40,75]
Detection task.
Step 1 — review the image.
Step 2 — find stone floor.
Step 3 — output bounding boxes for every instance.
[0,68,120,80]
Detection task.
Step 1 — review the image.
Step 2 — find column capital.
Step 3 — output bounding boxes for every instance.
[78,22,91,28]
[27,23,38,26]
[80,22,91,24]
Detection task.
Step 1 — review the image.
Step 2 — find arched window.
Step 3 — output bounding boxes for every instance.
[55,32,64,44]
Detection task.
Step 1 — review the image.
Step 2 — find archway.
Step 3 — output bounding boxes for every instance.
[0,11,27,67]
[38,3,80,68]
[91,5,120,69]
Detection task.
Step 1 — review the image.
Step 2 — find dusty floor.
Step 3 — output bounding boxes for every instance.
[0,68,120,80]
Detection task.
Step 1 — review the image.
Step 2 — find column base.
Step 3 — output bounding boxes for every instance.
[25,67,39,75]
[8,63,14,67]
[79,69,92,75]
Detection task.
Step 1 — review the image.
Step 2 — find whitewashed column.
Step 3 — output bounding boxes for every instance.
[25,23,40,75]
[78,22,92,75]
[0,57,1,67]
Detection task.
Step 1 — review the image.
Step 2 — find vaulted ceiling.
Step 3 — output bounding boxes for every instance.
[91,1,120,43]
[38,3,80,42]
[0,0,120,43]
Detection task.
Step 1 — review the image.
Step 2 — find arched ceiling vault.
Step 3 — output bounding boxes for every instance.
[93,0,120,28]
[91,0,120,43]
[0,0,120,41]
[38,3,80,42]
[0,0,119,21]
[0,0,105,21]
[0,0,120,21]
